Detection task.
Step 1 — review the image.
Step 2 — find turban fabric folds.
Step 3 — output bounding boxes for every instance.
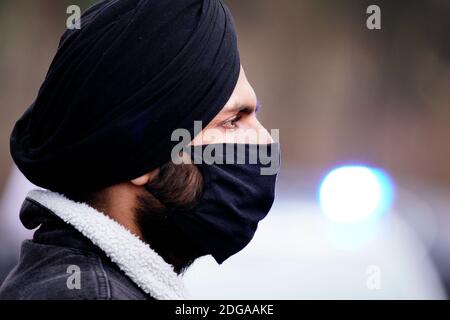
[10,0,240,194]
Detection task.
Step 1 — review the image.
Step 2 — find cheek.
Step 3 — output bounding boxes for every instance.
[191,118,274,146]
[191,127,231,145]
[191,127,251,145]
[221,122,274,145]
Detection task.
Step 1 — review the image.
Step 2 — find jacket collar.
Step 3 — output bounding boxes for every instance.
[25,189,188,300]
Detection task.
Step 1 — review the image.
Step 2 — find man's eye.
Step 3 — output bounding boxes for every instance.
[222,115,242,129]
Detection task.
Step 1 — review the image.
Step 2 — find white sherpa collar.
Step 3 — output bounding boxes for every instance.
[27,189,188,300]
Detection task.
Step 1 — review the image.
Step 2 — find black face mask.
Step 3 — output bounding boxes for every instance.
[166,143,280,264]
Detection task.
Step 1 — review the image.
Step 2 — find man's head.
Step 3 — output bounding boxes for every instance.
[74,67,274,274]
[11,0,279,273]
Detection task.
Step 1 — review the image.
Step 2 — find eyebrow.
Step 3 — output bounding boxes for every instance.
[222,99,261,115]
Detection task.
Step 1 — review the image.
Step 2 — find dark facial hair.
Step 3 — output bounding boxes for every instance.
[135,161,208,275]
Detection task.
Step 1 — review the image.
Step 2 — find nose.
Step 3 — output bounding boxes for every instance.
[251,116,275,144]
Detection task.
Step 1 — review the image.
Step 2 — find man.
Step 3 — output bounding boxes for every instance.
[0,0,279,300]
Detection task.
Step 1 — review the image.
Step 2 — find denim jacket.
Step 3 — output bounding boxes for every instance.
[0,190,187,300]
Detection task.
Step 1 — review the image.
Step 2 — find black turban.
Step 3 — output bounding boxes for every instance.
[10,0,240,194]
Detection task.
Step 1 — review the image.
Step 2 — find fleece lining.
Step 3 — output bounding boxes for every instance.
[27,189,188,300]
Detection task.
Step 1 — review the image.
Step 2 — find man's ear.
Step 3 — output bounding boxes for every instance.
[130,168,160,186]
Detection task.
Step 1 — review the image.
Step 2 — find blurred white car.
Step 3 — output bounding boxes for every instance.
[183,193,446,299]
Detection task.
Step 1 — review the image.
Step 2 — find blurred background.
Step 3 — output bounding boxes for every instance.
[0,0,449,299]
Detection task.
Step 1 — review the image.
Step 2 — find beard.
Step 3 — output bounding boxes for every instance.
[135,161,208,275]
